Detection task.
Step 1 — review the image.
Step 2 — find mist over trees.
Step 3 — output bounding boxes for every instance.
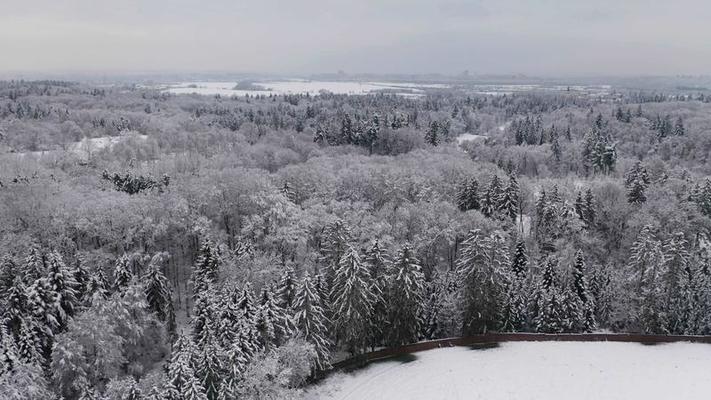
[2,79,711,398]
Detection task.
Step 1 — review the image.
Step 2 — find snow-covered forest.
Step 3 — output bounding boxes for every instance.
[2,79,711,399]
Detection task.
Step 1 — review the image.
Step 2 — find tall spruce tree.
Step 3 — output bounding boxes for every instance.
[143,263,172,322]
[386,245,424,346]
[571,250,596,332]
[293,272,332,373]
[192,240,220,296]
[331,245,375,354]
[625,161,650,204]
[113,254,133,293]
[456,230,510,334]
[45,251,79,330]
[363,240,390,348]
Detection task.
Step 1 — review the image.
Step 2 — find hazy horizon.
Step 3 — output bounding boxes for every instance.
[2,0,711,77]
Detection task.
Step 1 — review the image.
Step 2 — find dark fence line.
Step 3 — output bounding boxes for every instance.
[331,332,711,371]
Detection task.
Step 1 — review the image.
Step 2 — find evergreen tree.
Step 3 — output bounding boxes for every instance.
[125,379,143,400]
[143,263,172,322]
[387,245,424,346]
[663,232,691,333]
[571,250,596,332]
[3,278,28,339]
[25,277,58,355]
[257,286,292,348]
[673,116,685,136]
[319,220,352,290]
[625,161,650,204]
[511,241,528,278]
[425,120,440,146]
[192,240,220,296]
[46,251,79,329]
[22,246,45,283]
[533,256,566,333]
[500,174,520,220]
[457,178,480,212]
[583,188,596,225]
[196,327,222,400]
[330,246,375,354]
[276,265,296,310]
[456,230,510,334]
[628,225,667,333]
[192,290,217,344]
[85,269,111,302]
[70,258,90,304]
[293,272,332,373]
[114,254,133,293]
[363,240,389,348]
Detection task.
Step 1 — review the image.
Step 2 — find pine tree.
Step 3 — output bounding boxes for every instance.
[500,174,520,220]
[165,334,204,400]
[625,161,650,204]
[457,178,480,212]
[257,286,292,348]
[280,181,298,204]
[22,246,45,283]
[628,225,667,333]
[114,254,133,293]
[192,291,217,344]
[456,180,469,211]
[25,277,58,354]
[488,175,504,210]
[331,246,375,354]
[663,232,691,333]
[674,116,685,136]
[583,188,596,225]
[196,327,222,400]
[125,378,143,400]
[320,220,352,290]
[363,240,390,348]
[293,272,332,373]
[551,133,562,163]
[387,245,424,346]
[4,278,28,338]
[571,250,596,332]
[192,240,220,296]
[500,275,528,332]
[70,258,90,304]
[276,265,297,310]
[144,263,172,322]
[511,241,528,278]
[46,251,79,329]
[533,256,566,333]
[574,191,585,221]
[456,230,510,334]
[425,121,440,146]
[85,269,111,302]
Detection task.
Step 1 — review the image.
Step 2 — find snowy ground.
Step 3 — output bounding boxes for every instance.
[306,342,711,400]
[162,80,449,97]
[11,134,148,160]
[455,133,486,144]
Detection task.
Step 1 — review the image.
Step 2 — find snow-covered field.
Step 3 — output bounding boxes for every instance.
[11,134,148,160]
[307,342,711,400]
[163,80,449,97]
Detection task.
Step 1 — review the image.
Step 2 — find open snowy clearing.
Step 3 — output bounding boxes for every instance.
[11,134,148,160]
[307,342,711,400]
[162,80,449,97]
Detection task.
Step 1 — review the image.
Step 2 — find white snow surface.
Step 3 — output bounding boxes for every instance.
[163,80,449,97]
[307,342,711,400]
[455,133,486,144]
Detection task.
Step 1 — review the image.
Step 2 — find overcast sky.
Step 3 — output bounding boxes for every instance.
[1,0,710,76]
